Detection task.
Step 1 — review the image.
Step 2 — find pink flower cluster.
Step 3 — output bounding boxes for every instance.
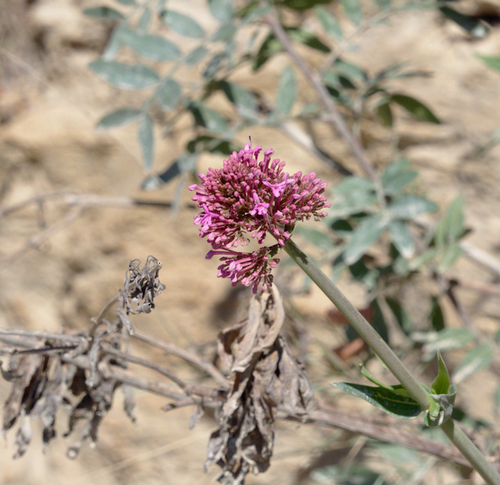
[189,143,330,292]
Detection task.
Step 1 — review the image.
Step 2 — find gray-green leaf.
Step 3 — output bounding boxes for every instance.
[434,195,465,246]
[391,94,440,124]
[431,351,450,395]
[332,382,422,419]
[476,54,500,73]
[452,344,493,384]
[185,46,208,65]
[83,7,124,20]
[315,6,343,41]
[208,0,234,23]
[388,220,415,258]
[124,33,182,61]
[89,60,159,89]
[276,66,296,117]
[422,328,475,354]
[161,11,205,39]
[340,0,363,25]
[389,195,438,219]
[343,216,386,265]
[221,82,258,120]
[188,102,228,133]
[381,158,418,195]
[96,108,142,130]
[138,115,154,170]
[155,79,182,111]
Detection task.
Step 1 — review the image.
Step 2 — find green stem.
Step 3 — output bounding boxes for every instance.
[441,420,500,485]
[284,237,500,485]
[284,237,429,408]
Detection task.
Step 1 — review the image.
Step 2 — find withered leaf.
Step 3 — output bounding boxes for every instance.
[2,353,47,434]
[207,286,313,484]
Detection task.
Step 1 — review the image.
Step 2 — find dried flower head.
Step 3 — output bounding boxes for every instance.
[190,142,330,292]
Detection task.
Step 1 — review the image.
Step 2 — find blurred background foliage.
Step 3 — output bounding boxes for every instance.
[77,0,500,481]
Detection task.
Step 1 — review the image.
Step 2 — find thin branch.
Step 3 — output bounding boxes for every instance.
[133,330,229,389]
[0,328,87,344]
[102,344,189,391]
[266,12,380,183]
[461,241,500,278]
[0,205,83,269]
[294,405,496,471]
[2,326,498,472]
[0,192,195,268]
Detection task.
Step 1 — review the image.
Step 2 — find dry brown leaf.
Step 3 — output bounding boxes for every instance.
[206,286,313,484]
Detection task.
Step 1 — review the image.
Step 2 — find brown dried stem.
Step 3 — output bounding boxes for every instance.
[1,326,496,472]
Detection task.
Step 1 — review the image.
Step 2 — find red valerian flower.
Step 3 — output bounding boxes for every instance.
[189,142,330,292]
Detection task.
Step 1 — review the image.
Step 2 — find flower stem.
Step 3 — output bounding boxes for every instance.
[284,237,429,408]
[284,237,500,485]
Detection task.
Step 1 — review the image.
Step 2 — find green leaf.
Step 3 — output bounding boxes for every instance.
[252,33,283,71]
[188,102,228,133]
[203,53,226,78]
[288,28,331,53]
[89,60,159,89]
[381,158,418,195]
[389,194,438,219]
[388,220,415,258]
[374,0,391,10]
[154,79,182,111]
[296,227,332,250]
[209,0,234,22]
[124,32,182,61]
[334,58,367,83]
[437,242,463,273]
[372,299,389,343]
[343,216,386,265]
[220,81,258,120]
[315,6,342,41]
[96,108,142,130]
[439,7,488,39]
[386,297,414,335]
[211,23,237,42]
[434,195,465,246]
[328,177,376,218]
[161,11,205,38]
[138,115,154,170]
[137,7,151,33]
[240,5,272,23]
[430,296,445,332]
[186,135,239,155]
[115,0,136,5]
[423,328,475,354]
[452,344,493,384]
[101,24,126,60]
[432,351,450,395]
[425,385,457,426]
[83,7,124,20]
[253,33,282,71]
[310,464,381,485]
[494,382,500,415]
[476,54,500,73]
[340,0,363,25]
[377,100,393,127]
[185,46,208,65]
[276,66,297,116]
[332,383,422,419]
[408,248,438,271]
[280,0,334,10]
[391,94,440,124]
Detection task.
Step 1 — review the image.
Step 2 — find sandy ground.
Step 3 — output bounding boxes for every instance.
[1,0,500,484]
